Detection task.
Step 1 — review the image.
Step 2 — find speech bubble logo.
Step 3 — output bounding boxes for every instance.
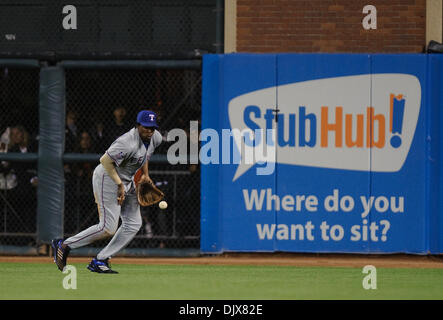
[228,74,421,181]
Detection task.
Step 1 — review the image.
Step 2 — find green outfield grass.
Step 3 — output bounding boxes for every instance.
[0,262,442,300]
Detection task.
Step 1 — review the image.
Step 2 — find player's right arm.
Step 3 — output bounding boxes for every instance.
[100,153,125,205]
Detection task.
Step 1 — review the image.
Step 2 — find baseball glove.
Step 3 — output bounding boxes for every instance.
[136,180,165,207]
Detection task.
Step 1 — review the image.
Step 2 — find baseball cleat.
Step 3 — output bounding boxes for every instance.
[51,238,70,272]
[87,258,118,274]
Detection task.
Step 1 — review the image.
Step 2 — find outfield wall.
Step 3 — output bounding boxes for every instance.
[201,53,443,254]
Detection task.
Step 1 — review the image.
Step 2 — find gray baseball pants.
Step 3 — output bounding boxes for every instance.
[63,165,142,260]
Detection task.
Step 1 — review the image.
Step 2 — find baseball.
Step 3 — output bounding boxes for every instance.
[159,201,168,210]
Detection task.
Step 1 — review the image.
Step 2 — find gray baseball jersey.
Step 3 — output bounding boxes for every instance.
[106,127,162,186]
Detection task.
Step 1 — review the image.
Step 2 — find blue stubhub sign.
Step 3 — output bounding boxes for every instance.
[201,53,443,254]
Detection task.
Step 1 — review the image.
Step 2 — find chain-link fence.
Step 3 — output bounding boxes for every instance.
[64,67,201,154]
[0,66,40,247]
[0,65,202,251]
[63,66,201,249]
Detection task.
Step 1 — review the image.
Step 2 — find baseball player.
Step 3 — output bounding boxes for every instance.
[52,110,162,273]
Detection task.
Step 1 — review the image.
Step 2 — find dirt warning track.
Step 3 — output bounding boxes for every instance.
[0,253,442,269]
